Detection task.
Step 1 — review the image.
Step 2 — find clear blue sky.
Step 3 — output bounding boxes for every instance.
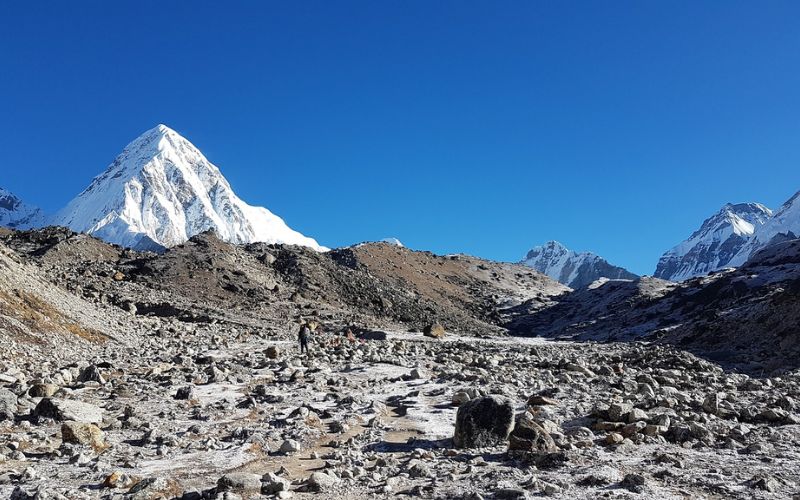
[2,1,800,274]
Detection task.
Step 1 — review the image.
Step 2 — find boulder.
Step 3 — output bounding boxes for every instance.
[217,473,263,495]
[28,384,59,398]
[261,472,291,494]
[61,422,105,448]
[508,411,558,453]
[453,395,515,448]
[305,471,339,492]
[264,346,280,359]
[423,323,446,339]
[0,388,18,420]
[33,398,103,424]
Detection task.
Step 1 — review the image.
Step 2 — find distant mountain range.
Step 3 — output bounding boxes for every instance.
[520,240,637,289]
[5,125,800,284]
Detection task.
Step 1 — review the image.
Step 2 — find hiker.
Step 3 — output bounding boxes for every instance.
[298,322,311,354]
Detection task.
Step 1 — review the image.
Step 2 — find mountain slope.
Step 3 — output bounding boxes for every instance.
[0,188,45,229]
[51,124,325,251]
[520,240,637,289]
[655,202,772,281]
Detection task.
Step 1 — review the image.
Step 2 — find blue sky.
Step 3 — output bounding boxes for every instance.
[2,1,800,274]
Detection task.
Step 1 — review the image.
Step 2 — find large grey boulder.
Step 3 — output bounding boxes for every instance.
[0,388,18,420]
[33,398,103,424]
[453,395,515,448]
[216,472,263,495]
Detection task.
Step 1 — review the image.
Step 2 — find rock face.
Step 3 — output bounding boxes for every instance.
[520,241,637,289]
[655,202,772,281]
[49,124,326,252]
[0,187,45,229]
[453,396,515,448]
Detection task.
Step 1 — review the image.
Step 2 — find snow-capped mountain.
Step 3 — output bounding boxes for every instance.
[654,202,772,281]
[520,240,637,289]
[0,187,45,229]
[727,191,800,266]
[51,124,325,251]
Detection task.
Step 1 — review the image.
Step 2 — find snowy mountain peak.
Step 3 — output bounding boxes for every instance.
[654,201,772,281]
[51,125,326,252]
[521,241,637,289]
[0,187,45,229]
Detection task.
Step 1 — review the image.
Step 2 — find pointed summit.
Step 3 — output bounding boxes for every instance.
[655,201,772,281]
[51,125,326,251]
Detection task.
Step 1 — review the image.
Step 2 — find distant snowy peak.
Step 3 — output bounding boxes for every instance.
[655,202,772,281]
[732,190,800,263]
[380,238,404,247]
[51,124,326,252]
[520,240,637,289]
[0,188,45,229]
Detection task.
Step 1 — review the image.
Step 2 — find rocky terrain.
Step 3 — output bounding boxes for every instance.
[0,228,799,499]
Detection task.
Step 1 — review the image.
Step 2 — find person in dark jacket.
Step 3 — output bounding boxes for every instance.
[298,322,311,354]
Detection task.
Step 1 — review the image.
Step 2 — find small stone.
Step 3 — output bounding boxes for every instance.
[620,473,647,493]
[175,386,195,400]
[279,439,300,454]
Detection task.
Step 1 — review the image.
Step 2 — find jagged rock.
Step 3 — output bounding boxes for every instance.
[453,396,515,448]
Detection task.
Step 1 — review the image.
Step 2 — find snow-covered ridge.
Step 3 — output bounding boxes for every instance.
[50,124,326,251]
[728,191,800,266]
[655,202,772,281]
[520,240,637,289]
[0,187,45,229]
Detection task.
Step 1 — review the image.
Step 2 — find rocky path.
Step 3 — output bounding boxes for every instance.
[1,325,799,499]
